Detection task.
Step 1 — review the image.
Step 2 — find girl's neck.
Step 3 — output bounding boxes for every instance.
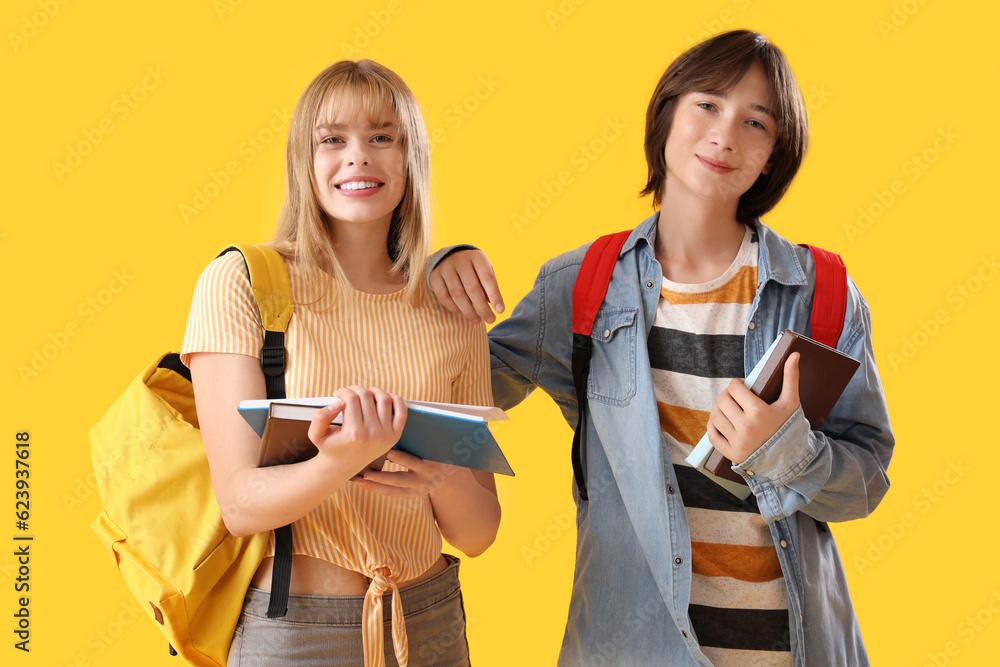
[328,221,403,294]
[654,191,747,284]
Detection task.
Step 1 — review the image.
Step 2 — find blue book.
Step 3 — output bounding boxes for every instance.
[238,398,514,476]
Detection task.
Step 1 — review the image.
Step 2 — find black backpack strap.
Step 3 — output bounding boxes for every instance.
[570,230,631,501]
[216,245,296,619]
[264,324,293,618]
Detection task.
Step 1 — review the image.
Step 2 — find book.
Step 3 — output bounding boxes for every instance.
[685,329,860,499]
[238,397,514,476]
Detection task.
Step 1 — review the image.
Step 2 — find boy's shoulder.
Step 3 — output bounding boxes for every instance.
[538,214,658,278]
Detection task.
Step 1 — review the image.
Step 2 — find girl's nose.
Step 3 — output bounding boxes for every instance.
[345,143,371,166]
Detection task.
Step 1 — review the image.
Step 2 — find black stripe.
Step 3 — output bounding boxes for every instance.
[673,465,760,514]
[648,328,744,379]
[689,604,790,652]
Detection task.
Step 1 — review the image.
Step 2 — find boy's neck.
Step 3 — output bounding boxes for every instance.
[654,192,747,284]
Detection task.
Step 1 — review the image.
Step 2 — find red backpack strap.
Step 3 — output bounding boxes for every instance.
[570,229,631,501]
[573,230,632,335]
[800,244,847,348]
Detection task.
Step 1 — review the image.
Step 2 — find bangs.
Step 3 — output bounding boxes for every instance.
[681,54,778,121]
[313,73,401,139]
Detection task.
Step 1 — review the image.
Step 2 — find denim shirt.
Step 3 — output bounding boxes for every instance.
[487,214,894,666]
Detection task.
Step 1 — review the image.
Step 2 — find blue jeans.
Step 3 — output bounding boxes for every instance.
[227,555,470,667]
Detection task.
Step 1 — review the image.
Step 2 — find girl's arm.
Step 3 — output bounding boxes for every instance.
[190,351,405,537]
[352,305,503,557]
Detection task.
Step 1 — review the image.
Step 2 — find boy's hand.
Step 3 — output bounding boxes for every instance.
[707,352,801,465]
[429,249,505,324]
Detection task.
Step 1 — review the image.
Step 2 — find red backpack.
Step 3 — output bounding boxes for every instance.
[570,230,847,500]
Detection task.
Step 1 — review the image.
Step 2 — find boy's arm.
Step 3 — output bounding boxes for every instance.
[730,284,894,524]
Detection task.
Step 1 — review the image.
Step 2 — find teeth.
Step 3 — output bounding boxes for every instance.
[338,181,380,190]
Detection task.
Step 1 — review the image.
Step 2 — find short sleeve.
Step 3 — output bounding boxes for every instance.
[180,251,264,366]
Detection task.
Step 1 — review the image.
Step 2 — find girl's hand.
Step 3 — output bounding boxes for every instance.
[706,352,801,465]
[353,449,463,499]
[307,386,407,476]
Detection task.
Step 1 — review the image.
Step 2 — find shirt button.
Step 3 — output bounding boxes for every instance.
[748,321,756,330]
[646,281,654,288]
[681,631,688,638]
[780,540,788,549]
[603,329,611,337]
[667,486,675,494]
[674,557,683,566]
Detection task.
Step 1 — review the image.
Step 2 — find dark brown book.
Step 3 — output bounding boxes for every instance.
[704,329,861,485]
[257,407,388,473]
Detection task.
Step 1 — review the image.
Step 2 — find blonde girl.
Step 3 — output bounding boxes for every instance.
[182,60,500,667]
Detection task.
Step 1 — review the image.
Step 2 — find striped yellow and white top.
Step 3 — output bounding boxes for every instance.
[648,226,792,666]
[180,250,492,667]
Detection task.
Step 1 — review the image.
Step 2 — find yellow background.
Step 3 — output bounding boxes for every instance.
[4,0,997,665]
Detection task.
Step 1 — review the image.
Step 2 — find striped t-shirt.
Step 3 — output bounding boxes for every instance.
[648,226,792,666]
[180,250,493,667]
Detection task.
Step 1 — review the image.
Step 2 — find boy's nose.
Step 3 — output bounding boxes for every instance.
[708,120,740,152]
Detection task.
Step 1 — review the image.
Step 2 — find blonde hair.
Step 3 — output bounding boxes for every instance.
[269,59,431,303]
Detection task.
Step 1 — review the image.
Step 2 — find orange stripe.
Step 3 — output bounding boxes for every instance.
[657,401,710,446]
[691,541,783,583]
[661,265,758,305]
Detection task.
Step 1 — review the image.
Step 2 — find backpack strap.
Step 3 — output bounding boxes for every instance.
[570,230,631,501]
[217,244,295,619]
[223,244,295,399]
[799,244,847,348]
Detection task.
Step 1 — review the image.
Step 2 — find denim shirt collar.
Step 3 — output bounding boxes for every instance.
[623,212,809,288]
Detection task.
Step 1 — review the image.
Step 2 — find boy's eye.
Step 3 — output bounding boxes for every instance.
[747,119,766,130]
[697,102,716,111]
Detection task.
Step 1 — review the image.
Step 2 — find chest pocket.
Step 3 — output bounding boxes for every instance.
[586,307,637,406]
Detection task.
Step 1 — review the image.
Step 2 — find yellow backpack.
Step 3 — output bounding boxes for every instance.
[89,244,293,666]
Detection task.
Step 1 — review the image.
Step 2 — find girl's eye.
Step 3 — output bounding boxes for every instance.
[320,136,343,144]
[372,134,393,144]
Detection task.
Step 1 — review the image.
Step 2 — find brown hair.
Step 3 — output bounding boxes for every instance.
[640,30,808,223]
[269,59,431,303]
